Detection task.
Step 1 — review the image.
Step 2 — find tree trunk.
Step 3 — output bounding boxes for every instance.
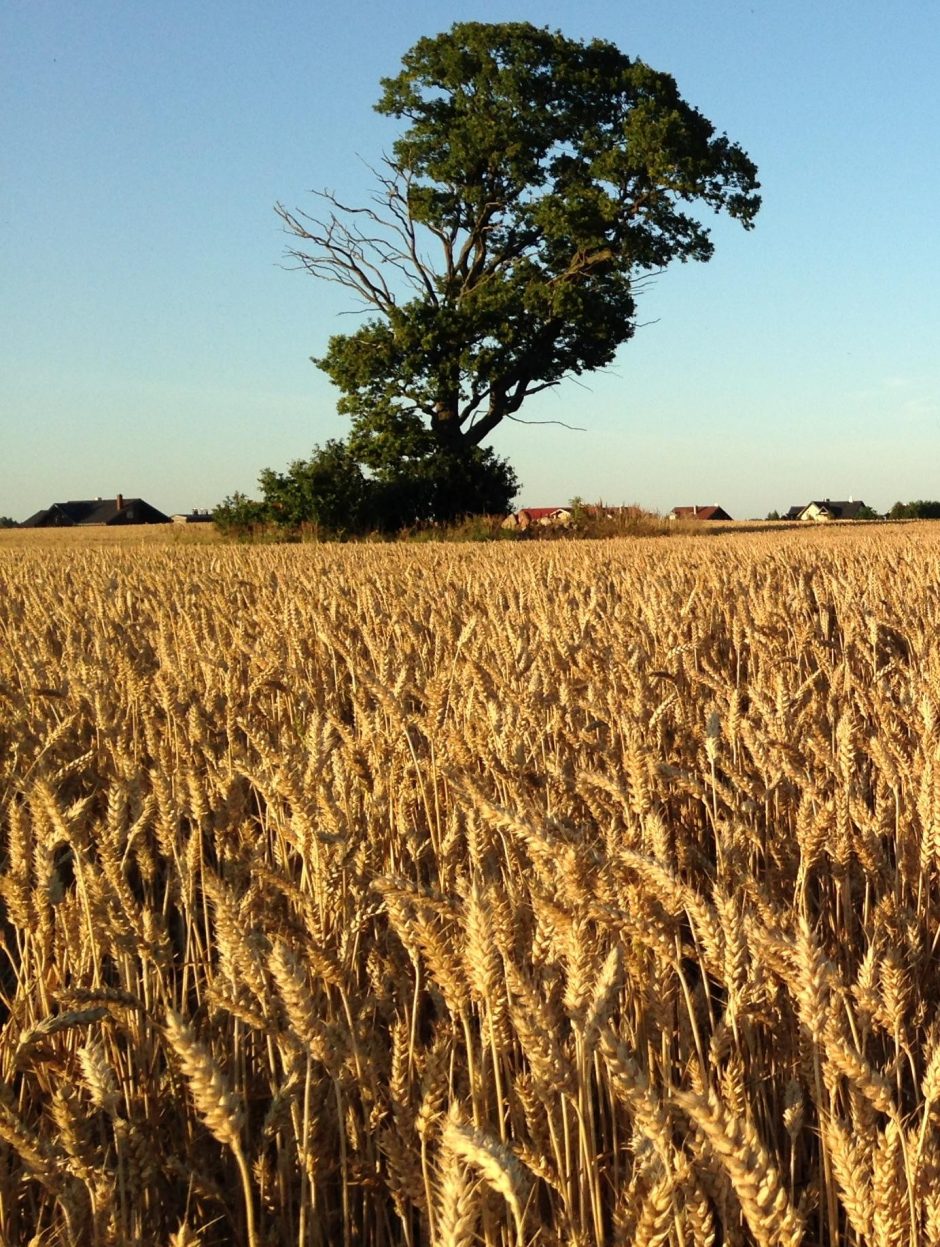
[432,400,466,450]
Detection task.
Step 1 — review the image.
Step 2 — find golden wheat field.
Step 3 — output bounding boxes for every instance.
[3,523,940,1246]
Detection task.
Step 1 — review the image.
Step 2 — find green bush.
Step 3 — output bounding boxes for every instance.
[217,440,518,539]
[258,440,370,534]
[212,492,271,536]
[888,500,940,520]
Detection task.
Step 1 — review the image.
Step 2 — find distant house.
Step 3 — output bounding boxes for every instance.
[668,505,733,521]
[171,510,214,524]
[501,506,573,530]
[20,495,170,527]
[791,499,869,522]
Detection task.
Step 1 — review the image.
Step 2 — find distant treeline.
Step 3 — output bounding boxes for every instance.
[888,500,940,519]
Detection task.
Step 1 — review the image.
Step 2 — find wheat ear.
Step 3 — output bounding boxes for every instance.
[674,1088,803,1247]
[164,1009,258,1247]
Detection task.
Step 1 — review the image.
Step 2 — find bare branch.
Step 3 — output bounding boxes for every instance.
[505,413,586,431]
[276,202,398,312]
[275,169,450,310]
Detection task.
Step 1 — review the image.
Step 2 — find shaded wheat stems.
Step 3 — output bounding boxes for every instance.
[2,524,940,1244]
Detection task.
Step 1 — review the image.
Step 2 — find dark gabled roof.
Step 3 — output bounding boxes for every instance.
[69,500,116,524]
[803,500,868,519]
[784,506,804,519]
[20,508,54,528]
[670,505,733,521]
[19,498,170,527]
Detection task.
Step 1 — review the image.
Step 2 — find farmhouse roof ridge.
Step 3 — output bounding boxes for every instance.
[20,495,170,527]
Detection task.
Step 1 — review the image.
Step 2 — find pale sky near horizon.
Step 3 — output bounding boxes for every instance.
[3,1,940,521]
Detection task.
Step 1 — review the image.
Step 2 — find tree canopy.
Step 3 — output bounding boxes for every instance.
[277,21,760,468]
[888,500,940,520]
[213,439,518,536]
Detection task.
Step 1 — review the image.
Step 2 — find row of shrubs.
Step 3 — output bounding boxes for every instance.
[213,440,520,539]
[211,436,729,543]
[214,505,695,545]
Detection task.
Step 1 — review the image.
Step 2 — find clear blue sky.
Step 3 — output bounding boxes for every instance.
[3,1,940,520]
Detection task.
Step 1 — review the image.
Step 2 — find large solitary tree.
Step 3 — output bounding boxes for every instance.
[278,21,760,476]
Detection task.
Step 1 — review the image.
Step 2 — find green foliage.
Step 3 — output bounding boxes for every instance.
[367,444,518,529]
[854,504,880,520]
[568,497,588,525]
[278,21,760,462]
[258,439,370,533]
[215,441,518,539]
[0,516,16,529]
[888,500,940,519]
[212,492,271,535]
[766,509,781,521]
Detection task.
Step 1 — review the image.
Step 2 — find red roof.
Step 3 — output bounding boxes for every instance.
[518,507,568,520]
